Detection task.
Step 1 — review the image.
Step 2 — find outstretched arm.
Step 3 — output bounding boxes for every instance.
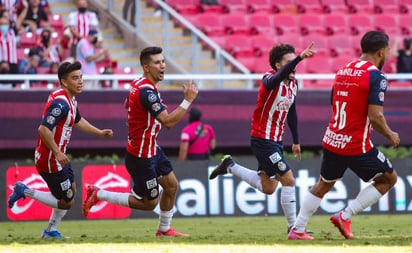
[74,118,113,138]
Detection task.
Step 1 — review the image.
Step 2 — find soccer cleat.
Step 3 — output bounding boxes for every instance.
[287,228,314,240]
[209,155,234,179]
[156,228,189,237]
[41,229,65,239]
[82,185,100,217]
[288,226,314,235]
[330,211,354,239]
[8,182,29,208]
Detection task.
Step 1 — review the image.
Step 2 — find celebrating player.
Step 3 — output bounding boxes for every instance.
[8,61,114,238]
[288,31,399,240]
[82,46,198,237]
[209,42,315,234]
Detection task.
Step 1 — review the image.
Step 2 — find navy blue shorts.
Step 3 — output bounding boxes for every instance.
[321,147,394,182]
[39,163,75,202]
[251,137,290,179]
[125,147,173,200]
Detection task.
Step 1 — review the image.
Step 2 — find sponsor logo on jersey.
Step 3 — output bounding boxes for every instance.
[380,79,387,90]
[46,115,55,125]
[152,103,161,112]
[379,92,385,102]
[51,108,61,116]
[148,93,157,103]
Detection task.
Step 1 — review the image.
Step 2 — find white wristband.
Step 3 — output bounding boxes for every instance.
[180,99,191,110]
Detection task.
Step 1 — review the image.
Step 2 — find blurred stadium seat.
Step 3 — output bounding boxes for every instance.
[249,13,275,35]
[273,14,299,35]
[298,14,326,36]
[295,0,323,14]
[323,14,350,36]
[222,13,250,35]
[246,0,273,14]
[321,0,348,14]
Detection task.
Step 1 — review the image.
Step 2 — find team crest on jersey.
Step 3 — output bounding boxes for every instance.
[51,108,62,116]
[148,93,157,103]
[379,92,385,102]
[152,103,161,112]
[380,79,387,90]
[66,189,73,199]
[278,161,287,171]
[150,188,158,198]
[46,116,55,125]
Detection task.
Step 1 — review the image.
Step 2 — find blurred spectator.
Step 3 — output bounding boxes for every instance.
[0,0,19,23]
[122,0,135,27]
[16,0,49,34]
[76,29,109,88]
[36,28,59,66]
[40,61,59,88]
[67,0,99,56]
[179,107,216,161]
[393,37,412,74]
[18,47,40,74]
[1,8,20,34]
[0,10,18,74]
[55,26,73,61]
[94,32,111,67]
[0,60,14,88]
[100,65,113,88]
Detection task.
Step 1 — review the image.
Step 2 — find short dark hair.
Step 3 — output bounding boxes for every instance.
[58,61,82,83]
[361,31,389,54]
[140,46,162,66]
[189,107,202,123]
[269,44,295,71]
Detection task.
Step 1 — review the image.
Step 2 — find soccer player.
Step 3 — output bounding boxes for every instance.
[209,42,315,233]
[8,61,114,238]
[288,31,400,240]
[82,46,198,237]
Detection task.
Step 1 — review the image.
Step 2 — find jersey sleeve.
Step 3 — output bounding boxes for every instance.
[139,88,166,118]
[368,71,387,106]
[75,106,81,123]
[41,99,70,130]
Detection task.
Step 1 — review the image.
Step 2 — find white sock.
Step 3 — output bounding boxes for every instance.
[46,208,67,231]
[293,192,322,233]
[158,209,174,232]
[341,184,382,220]
[97,189,130,207]
[281,186,296,228]
[25,189,58,208]
[229,163,263,192]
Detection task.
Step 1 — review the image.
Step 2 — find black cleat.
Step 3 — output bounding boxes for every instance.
[209,155,234,180]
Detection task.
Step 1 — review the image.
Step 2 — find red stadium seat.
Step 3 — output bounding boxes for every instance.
[37,67,50,74]
[166,0,199,15]
[305,56,332,73]
[350,34,363,57]
[223,35,255,57]
[198,2,223,13]
[195,13,225,36]
[16,48,29,60]
[302,35,329,57]
[277,34,303,53]
[298,14,325,36]
[251,34,277,57]
[373,0,400,14]
[382,56,397,73]
[400,15,412,36]
[49,14,64,31]
[389,81,412,88]
[221,13,250,35]
[249,13,275,35]
[400,0,412,14]
[328,35,356,58]
[321,0,348,14]
[295,0,323,14]
[330,56,353,73]
[246,0,273,14]
[323,14,350,36]
[252,56,271,73]
[220,0,247,14]
[373,14,400,37]
[114,67,134,89]
[347,14,374,36]
[346,0,373,14]
[273,14,299,36]
[237,56,256,71]
[19,32,37,48]
[272,0,297,14]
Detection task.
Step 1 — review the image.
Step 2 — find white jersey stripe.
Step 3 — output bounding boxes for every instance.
[362,117,370,153]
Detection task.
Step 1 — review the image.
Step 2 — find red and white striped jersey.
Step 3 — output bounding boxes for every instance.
[126,77,166,158]
[67,10,99,43]
[35,89,80,173]
[322,59,387,155]
[0,29,18,64]
[250,70,298,141]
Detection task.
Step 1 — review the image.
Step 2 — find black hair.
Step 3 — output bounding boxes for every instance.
[0,9,7,19]
[269,44,295,71]
[58,61,82,83]
[361,31,389,54]
[140,46,162,66]
[189,107,202,123]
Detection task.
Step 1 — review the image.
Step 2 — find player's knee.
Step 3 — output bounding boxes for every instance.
[144,199,158,210]
[58,199,74,210]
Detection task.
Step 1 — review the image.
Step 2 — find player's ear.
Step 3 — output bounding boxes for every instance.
[142,64,150,73]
